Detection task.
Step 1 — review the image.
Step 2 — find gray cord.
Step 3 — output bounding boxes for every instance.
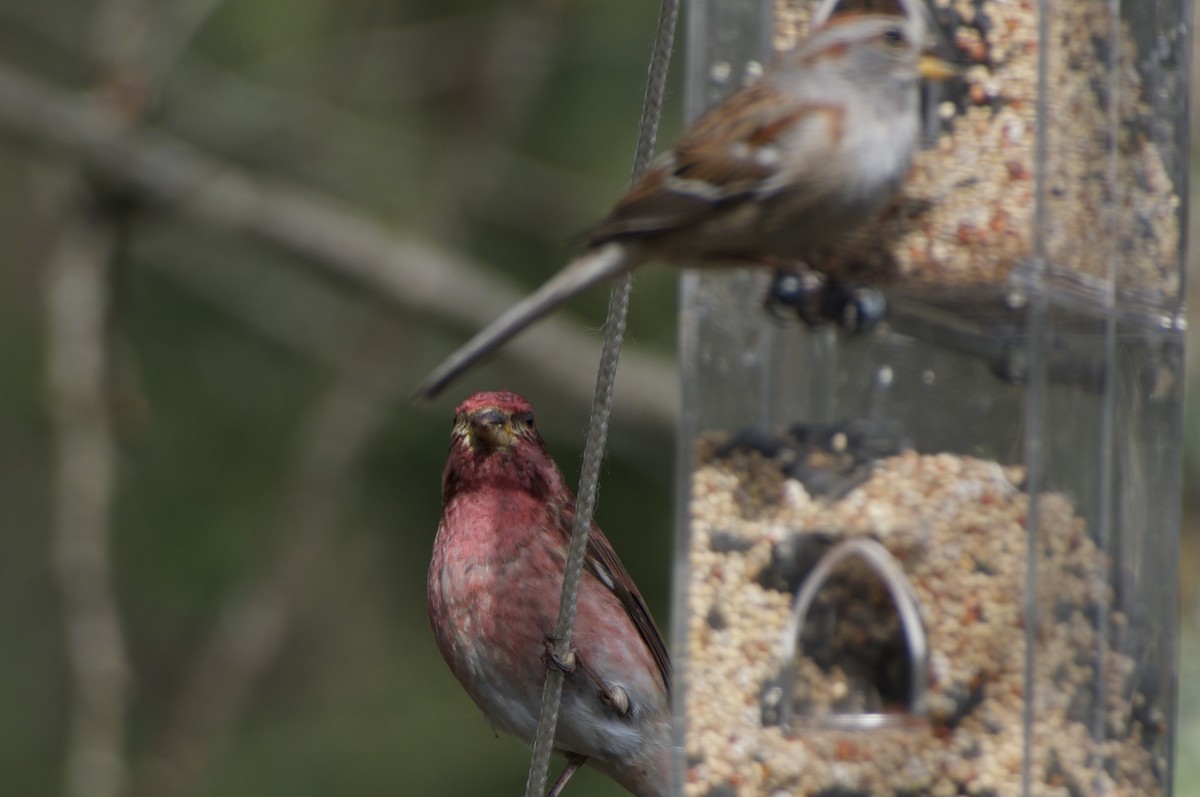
[522,1,679,795]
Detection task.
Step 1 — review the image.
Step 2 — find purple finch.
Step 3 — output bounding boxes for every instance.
[427,391,672,797]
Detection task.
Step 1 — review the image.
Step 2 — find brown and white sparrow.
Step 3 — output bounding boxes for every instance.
[415,1,956,400]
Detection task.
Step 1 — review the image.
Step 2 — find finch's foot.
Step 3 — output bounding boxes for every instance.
[571,656,632,717]
[546,754,588,797]
[542,636,577,674]
[599,683,631,716]
[541,638,634,717]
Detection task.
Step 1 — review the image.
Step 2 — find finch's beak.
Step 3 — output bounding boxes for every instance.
[469,409,515,450]
[917,52,960,82]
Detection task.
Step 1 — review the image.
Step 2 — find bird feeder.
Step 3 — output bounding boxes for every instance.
[673,0,1187,794]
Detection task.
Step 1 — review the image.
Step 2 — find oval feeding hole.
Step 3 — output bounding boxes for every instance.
[771,537,929,733]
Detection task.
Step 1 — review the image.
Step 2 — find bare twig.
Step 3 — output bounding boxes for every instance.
[162,55,602,237]
[145,0,230,87]
[89,0,150,74]
[429,7,562,236]
[47,190,130,797]
[0,60,677,427]
[142,228,378,368]
[45,3,155,794]
[237,12,493,99]
[134,226,675,462]
[133,322,409,797]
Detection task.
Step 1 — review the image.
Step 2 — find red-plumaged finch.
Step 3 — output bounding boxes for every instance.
[427,391,671,797]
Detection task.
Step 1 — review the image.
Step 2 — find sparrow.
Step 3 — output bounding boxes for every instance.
[413,1,956,399]
[428,391,671,796]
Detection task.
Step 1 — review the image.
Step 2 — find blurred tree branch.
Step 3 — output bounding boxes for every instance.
[8,5,677,792]
[135,319,407,797]
[141,0,229,88]
[46,185,131,797]
[0,59,677,429]
[46,0,153,793]
[161,53,603,238]
[427,6,562,238]
[127,13,625,781]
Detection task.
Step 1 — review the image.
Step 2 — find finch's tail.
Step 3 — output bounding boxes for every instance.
[412,242,641,400]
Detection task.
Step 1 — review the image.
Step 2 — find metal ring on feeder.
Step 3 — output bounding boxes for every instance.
[776,537,929,732]
[811,0,938,40]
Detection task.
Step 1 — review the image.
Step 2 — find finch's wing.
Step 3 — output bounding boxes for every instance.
[584,524,671,693]
[583,83,839,245]
[557,507,671,693]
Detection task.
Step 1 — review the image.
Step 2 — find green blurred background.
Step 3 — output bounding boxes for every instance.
[0,1,1195,796]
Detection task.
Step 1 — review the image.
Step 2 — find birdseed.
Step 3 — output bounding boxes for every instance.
[772,0,1182,314]
[682,431,1168,796]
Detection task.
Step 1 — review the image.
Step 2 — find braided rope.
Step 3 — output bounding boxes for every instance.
[522,1,679,795]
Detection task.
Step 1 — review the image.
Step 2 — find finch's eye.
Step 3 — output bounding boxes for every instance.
[883,27,907,46]
[520,411,535,427]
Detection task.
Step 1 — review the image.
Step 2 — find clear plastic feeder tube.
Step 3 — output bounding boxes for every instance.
[672,0,1188,795]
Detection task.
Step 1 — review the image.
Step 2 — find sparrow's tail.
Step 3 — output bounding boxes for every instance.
[412,242,641,400]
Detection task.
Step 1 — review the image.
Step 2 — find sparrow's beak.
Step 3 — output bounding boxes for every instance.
[917,52,960,82]
[469,408,515,450]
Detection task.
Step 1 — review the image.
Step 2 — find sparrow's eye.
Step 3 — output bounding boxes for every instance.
[883,27,907,46]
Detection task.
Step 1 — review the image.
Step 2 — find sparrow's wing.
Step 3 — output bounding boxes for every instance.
[558,505,672,694]
[584,83,843,245]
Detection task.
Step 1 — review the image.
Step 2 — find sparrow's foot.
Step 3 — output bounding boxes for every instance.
[765,269,886,334]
